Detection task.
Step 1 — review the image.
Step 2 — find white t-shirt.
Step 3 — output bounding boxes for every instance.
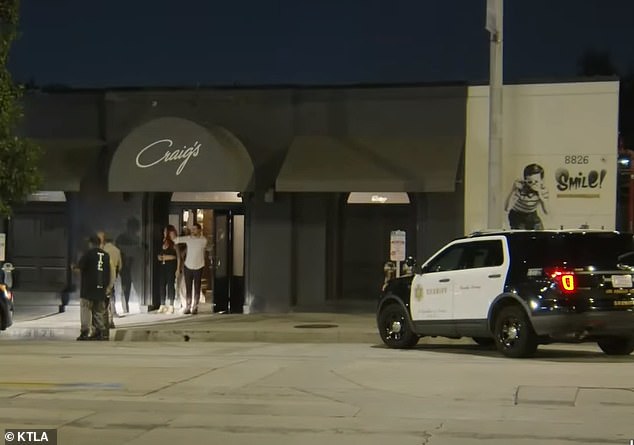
[174,235,209,270]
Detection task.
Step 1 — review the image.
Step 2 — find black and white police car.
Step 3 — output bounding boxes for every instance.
[377,230,634,358]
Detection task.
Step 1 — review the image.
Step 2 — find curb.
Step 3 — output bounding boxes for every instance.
[2,327,381,344]
[1,327,78,340]
[112,328,381,343]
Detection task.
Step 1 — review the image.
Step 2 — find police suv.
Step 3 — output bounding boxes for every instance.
[377,230,634,358]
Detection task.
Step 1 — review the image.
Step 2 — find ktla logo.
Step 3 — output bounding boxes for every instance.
[4,429,57,444]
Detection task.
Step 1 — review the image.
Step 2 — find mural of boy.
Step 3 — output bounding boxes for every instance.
[504,163,549,230]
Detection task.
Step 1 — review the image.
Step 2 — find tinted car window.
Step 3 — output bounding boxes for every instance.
[509,232,634,269]
[463,240,503,269]
[426,244,465,272]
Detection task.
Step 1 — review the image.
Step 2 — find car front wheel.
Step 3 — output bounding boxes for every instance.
[493,306,538,358]
[378,303,419,349]
[597,337,634,355]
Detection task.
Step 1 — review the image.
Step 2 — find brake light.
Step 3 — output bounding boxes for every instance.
[545,268,576,293]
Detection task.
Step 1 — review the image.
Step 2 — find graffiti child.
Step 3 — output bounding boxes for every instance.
[504,163,549,230]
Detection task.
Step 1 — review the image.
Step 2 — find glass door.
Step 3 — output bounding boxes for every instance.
[213,210,245,313]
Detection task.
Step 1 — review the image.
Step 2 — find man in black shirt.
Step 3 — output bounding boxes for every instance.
[77,235,111,341]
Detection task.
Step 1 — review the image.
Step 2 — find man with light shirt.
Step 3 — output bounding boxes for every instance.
[173,223,210,314]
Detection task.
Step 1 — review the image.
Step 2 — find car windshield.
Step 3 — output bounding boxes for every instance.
[510,232,634,269]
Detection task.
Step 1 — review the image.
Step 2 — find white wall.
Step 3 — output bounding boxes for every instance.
[465,81,619,234]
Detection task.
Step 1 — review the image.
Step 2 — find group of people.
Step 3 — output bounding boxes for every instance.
[157,223,210,315]
[75,222,210,340]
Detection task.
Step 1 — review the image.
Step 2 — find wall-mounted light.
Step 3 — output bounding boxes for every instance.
[264,188,275,203]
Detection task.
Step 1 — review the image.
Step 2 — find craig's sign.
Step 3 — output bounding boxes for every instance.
[135,139,202,175]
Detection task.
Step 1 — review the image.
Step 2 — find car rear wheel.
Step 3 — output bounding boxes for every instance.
[378,303,419,349]
[597,337,634,355]
[493,306,538,358]
[472,337,495,347]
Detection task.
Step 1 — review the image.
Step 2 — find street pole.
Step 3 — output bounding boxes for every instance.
[487,0,504,229]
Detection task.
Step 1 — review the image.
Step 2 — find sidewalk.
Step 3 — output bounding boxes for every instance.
[2,304,382,343]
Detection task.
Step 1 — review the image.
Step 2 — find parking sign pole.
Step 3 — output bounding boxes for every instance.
[486,0,504,229]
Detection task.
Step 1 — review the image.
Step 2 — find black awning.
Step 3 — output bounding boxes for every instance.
[36,139,104,191]
[275,135,464,193]
[108,117,254,192]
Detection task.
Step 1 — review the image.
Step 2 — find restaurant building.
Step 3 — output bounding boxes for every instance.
[1,80,618,314]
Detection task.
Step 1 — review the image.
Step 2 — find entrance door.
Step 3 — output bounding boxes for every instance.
[8,202,69,292]
[168,204,245,314]
[339,199,416,300]
[213,210,245,313]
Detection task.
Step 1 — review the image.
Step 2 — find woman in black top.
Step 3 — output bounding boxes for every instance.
[157,225,178,313]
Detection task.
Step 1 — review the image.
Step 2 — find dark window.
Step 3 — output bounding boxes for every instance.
[426,244,465,272]
[464,240,504,269]
[508,232,634,271]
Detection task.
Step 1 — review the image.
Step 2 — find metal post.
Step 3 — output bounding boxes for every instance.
[627,170,634,232]
[487,0,504,229]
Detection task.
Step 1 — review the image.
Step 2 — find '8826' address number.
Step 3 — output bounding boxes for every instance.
[564,155,589,164]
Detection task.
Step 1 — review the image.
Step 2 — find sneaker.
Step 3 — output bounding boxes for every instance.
[88,333,110,341]
[167,306,174,314]
[157,305,166,313]
[191,308,198,315]
[183,308,191,314]
[76,334,90,341]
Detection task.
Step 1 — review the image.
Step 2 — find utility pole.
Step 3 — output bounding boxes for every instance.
[486,0,504,229]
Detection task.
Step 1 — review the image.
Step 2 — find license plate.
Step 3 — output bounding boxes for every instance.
[611,274,633,288]
[614,300,634,307]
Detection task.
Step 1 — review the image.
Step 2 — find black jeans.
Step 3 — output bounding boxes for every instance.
[183,266,203,311]
[158,261,177,305]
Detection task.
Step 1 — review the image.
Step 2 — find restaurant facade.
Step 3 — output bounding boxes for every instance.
[1,80,619,314]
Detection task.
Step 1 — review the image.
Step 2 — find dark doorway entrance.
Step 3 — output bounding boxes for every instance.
[169,197,245,314]
[336,194,417,300]
[7,201,69,294]
[212,210,245,313]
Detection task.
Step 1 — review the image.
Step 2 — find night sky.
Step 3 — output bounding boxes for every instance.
[8,0,634,88]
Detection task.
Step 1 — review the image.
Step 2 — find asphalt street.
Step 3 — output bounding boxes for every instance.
[0,341,633,445]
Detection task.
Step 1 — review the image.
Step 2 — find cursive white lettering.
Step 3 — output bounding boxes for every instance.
[135,139,201,175]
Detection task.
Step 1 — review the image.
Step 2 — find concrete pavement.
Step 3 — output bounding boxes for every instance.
[1,341,633,444]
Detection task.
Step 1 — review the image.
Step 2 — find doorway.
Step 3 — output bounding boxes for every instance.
[169,202,245,313]
[335,193,417,301]
[7,198,69,294]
